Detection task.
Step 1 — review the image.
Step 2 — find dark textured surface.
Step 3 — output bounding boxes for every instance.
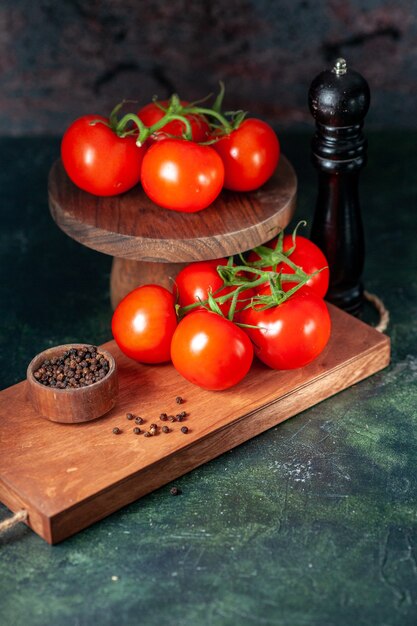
[1,0,416,134]
[1,133,417,625]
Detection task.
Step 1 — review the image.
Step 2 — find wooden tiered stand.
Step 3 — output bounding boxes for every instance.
[48,155,298,308]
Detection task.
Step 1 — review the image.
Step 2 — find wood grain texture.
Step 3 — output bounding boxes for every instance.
[48,156,297,262]
[26,345,118,423]
[110,259,188,309]
[0,305,390,544]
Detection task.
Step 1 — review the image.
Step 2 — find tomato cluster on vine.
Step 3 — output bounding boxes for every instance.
[60,86,280,212]
[111,227,332,391]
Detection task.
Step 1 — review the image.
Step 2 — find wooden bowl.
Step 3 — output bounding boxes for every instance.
[26,344,118,423]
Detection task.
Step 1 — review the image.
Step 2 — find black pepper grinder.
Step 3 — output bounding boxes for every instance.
[308,58,370,316]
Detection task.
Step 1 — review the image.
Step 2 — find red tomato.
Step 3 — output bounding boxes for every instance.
[212,119,280,191]
[141,139,224,213]
[174,260,253,316]
[248,235,329,298]
[138,100,210,144]
[237,291,331,370]
[171,310,254,391]
[112,285,177,363]
[61,115,146,196]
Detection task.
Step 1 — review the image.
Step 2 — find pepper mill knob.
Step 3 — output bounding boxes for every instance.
[308,58,371,315]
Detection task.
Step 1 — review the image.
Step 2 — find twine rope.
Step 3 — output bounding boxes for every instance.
[364,290,389,333]
[0,510,28,534]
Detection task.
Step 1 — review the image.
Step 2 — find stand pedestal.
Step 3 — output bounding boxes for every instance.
[48,156,297,307]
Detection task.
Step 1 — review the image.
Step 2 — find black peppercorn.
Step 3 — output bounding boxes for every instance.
[159,413,168,421]
[126,413,134,420]
[112,427,121,435]
[170,486,182,496]
[175,396,184,404]
[144,432,151,438]
[135,417,144,425]
[33,346,110,388]
[180,426,188,434]
[133,427,141,434]
[162,425,170,433]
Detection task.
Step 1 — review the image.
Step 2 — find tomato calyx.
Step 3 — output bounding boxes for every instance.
[176,242,320,323]
[179,82,247,141]
[247,222,307,271]
[217,263,314,313]
[89,83,251,149]
[89,99,195,147]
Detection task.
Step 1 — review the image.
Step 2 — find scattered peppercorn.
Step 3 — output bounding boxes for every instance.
[112,427,121,435]
[168,415,176,422]
[33,346,109,389]
[176,414,184,422]
[135,417,144,425]
[180,426,189,434]
[162,425,170,433]
[126,413,134,420]
[170,487,182,496]
[179,411,187,418]
[159,413,168,421]
[144,432,151,438]
[133,427,141,434]
[149,425,157,435]
[175,396,184,404]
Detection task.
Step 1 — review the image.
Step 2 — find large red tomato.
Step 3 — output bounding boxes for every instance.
[61,115,146,196]
[138,100,210,144]
[212,119,280,191]
[171,310,253,390]
[141,139,224,213]
[112,285,177,363]
[237,290,331,370]
[248,235,330,298]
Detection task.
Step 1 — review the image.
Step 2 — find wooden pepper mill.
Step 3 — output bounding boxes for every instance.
[308,58,370,316]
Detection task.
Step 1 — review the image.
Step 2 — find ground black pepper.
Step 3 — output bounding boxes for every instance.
[33,346,109,389]
[170,487,182,496]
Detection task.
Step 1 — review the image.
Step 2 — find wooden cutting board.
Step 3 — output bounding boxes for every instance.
[0,305,390,544]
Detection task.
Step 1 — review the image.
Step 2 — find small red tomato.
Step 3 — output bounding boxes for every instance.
[212,118,280,191]
[248,235,329,298]
[138,100,210,144]
[174,259,227,307]
[171,310,254,391]
[237,290,331,370]
[174,260,254,316]
[141,139,225,213]
[61,115,146,196]
[112,285,177,363]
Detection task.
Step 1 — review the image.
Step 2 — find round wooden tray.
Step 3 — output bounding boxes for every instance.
[48,156,297,307]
